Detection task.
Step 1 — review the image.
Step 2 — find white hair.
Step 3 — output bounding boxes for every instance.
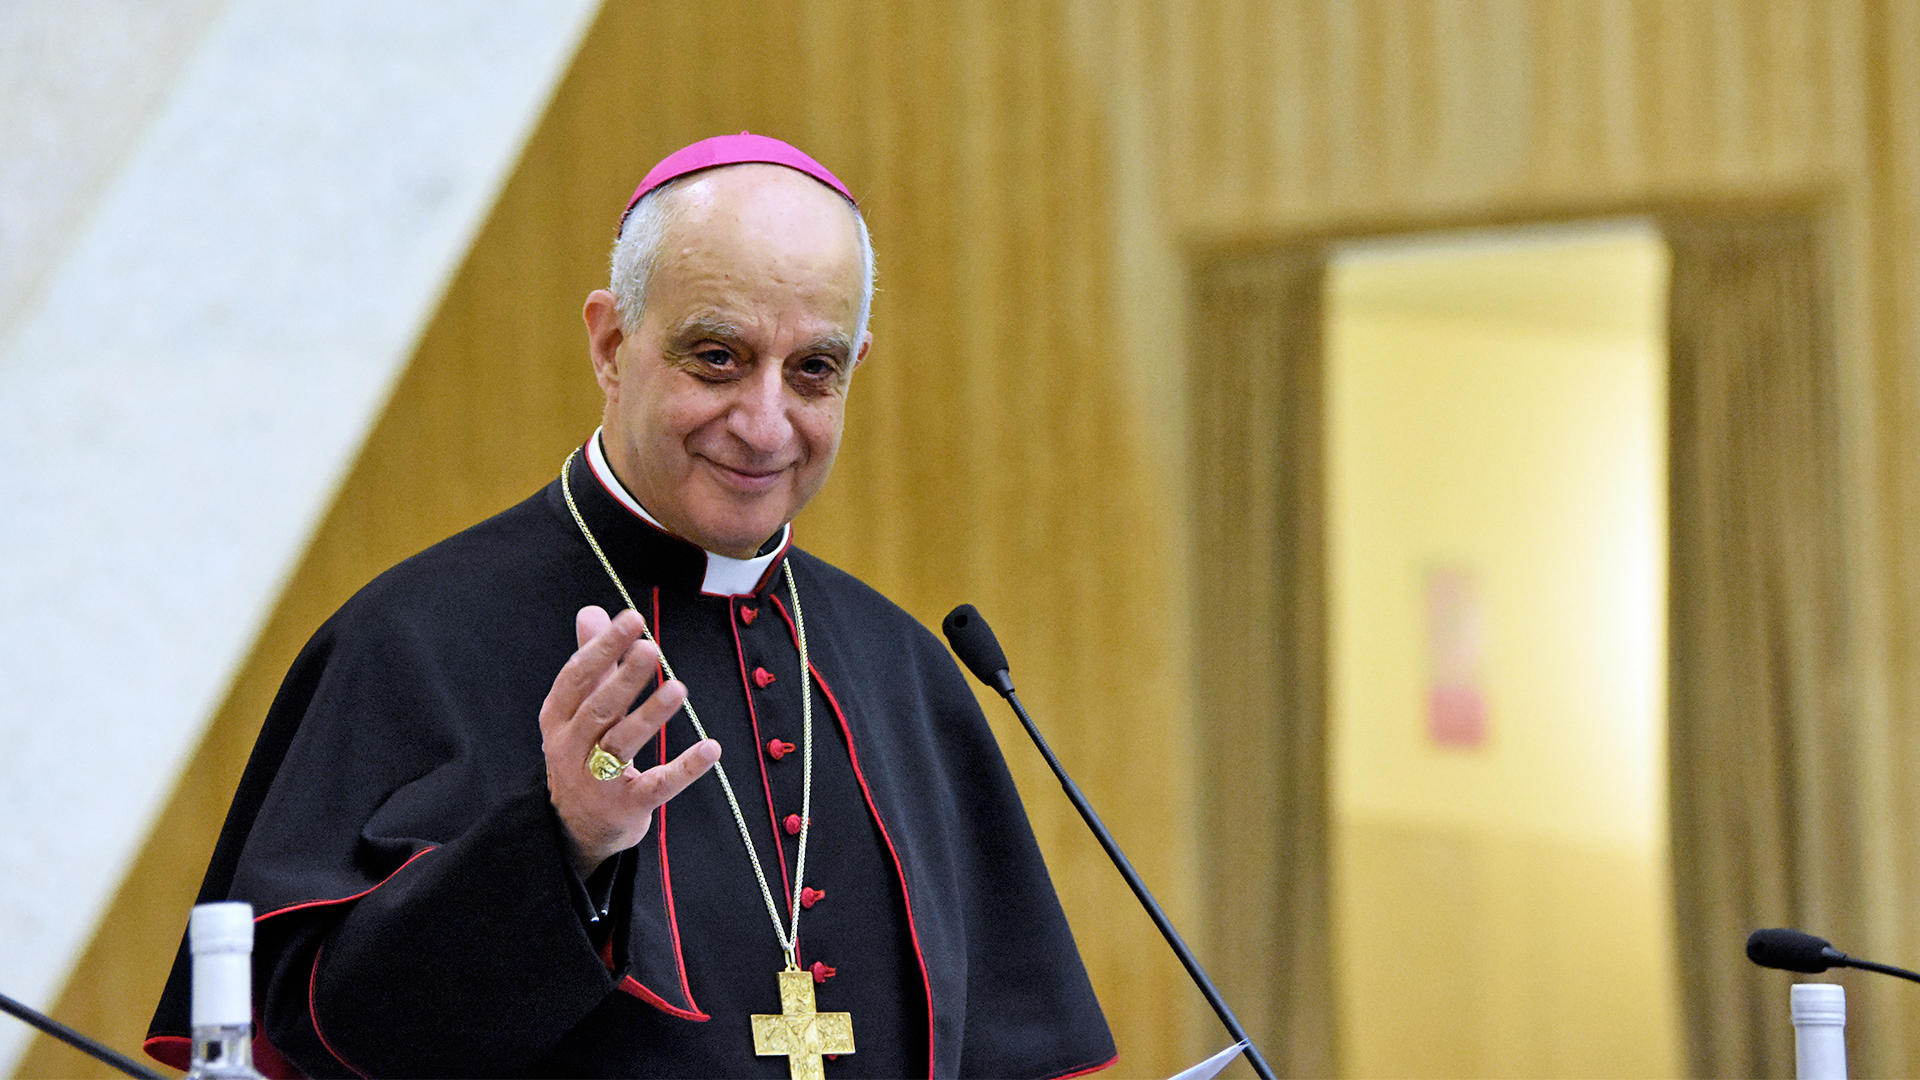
[609,171,876,343]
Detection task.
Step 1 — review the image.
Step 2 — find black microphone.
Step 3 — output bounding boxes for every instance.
[942,605,1013,696]
[941,604,1277,1080]
[1747,927,1920,984]
[1747,928,1847,973]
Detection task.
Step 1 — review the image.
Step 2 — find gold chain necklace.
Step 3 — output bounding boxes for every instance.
[561,448,817,964]
[560,445,817,968]
[559,450,853,1080]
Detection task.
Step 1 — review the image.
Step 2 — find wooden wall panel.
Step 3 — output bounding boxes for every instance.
[1147,0,1869,236]
[1190,251,1331,1077]
[1871,0,1920,1071]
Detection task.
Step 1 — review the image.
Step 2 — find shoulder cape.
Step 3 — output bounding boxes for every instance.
[147,452,1115,1079]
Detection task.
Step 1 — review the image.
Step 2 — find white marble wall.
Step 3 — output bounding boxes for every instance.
[0,1,600,1070]
[0,0,232,345]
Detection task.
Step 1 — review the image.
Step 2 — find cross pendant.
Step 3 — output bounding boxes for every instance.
[751,968,855,1080]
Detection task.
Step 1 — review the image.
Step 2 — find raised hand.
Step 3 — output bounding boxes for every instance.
[540,605,720,878]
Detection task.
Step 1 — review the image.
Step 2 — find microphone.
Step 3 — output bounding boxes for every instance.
[1747,927,1920,984]
[942,605,1013,696]
[941,604,1277,1080]
[1747,928,1847,974]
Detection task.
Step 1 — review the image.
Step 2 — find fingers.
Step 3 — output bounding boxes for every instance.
[592,677,687,764]
[540,605,722,877]
[554,737,721,878]
[540,607,653,740]
[544,603,695,768]
[576,605,611,649]
[623,738,721,804]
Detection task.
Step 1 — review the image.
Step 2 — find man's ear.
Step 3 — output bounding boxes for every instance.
[583,289,626,400]
[851,330,872,373]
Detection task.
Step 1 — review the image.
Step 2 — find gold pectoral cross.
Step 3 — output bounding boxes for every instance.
[752,968,855,1080]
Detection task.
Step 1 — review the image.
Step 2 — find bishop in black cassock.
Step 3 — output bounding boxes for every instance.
[145,135,1115,1078]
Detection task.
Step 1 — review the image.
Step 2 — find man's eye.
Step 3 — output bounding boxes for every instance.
[695,349,735,369]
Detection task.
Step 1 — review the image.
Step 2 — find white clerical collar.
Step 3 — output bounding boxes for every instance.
[586,429,791,597]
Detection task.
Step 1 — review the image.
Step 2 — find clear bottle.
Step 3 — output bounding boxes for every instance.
[188,901,265,1079]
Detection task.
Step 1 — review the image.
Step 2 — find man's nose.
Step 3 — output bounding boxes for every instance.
[728,367,793,451]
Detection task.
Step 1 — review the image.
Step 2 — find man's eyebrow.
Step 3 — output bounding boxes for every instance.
[668,317,852,360]
[798,334,855,359]
[670,315,745,343]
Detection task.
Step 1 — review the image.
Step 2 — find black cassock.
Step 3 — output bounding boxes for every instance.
[147,443,1115,1079]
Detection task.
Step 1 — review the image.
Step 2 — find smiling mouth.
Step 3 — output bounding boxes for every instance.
[705,459,786,489]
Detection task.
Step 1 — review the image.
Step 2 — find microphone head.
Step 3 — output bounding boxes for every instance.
[942,604,1014,695]
[1747,927,1839,973]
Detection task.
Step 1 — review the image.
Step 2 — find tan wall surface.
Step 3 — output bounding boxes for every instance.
[22,1,1920,1077]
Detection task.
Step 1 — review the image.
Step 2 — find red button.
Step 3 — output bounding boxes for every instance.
[801,887,825,909]
[784,814,803,835]
[810,961,836,983]
[753,667,776,688]
[766,739,796,760]
[740,606,759,625]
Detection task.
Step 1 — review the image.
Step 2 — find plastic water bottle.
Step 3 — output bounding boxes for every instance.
[188,901,265,1079]
[1791,982,1846,1080]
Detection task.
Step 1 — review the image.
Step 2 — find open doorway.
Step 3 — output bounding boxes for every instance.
[1323,222,1677,1078]
[1188,206,1844,1079]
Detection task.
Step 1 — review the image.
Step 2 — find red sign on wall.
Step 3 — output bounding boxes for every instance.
[1426,565,1487,748]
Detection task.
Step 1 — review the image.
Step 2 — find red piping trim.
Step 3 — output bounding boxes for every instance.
[254,847,440,1079]
[775,595,936,1079]
[148,849,440,1074]
[748,536,792,594]
[583,435,792,600]
[656,750,701,1014]
[142,1034,189,1071]
[586,447,677,543]
[638,586,703,1018]
[618,975,711,1021]
[308,945,369,1078]
[1048,1051,1121,1078]
[254,845,439,922]
[733,603,795,908]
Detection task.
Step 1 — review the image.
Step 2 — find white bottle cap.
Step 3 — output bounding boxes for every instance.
[190,901,255,955]
[190,902,255,1028]
[1792,982,1846,1025]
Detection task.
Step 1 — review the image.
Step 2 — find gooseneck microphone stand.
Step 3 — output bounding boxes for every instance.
[0,990,165,1080]
[943,605,1278,1080]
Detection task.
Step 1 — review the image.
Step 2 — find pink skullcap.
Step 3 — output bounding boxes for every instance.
[624,132,855,220]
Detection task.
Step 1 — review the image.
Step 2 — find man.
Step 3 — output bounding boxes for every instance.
[145,133,1116,1079]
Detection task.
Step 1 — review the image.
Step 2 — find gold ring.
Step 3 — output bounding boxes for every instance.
[587,743,631,781]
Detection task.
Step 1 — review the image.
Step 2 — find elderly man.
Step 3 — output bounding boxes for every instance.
[145,134,1116,1079]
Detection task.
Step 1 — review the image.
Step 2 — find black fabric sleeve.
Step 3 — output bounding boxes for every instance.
[261,781,617,1078]
[562,827,626,929]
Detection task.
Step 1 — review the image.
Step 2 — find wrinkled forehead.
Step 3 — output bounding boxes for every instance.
[650,171,865,320]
